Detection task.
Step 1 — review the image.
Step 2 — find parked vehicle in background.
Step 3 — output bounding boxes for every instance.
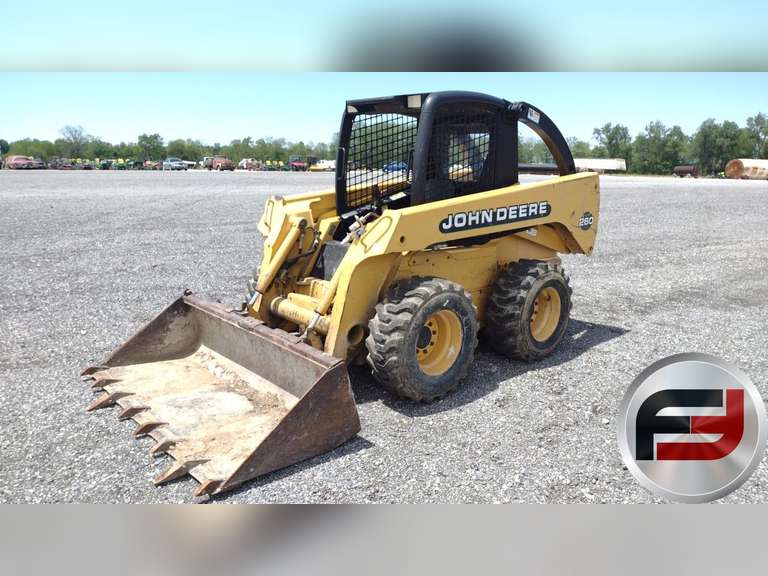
[144,160,161,170]
[287,155,308,171]
[263,160,284,170]
[5,155,46,169]
[126,159,142,170]
[382,160,408,173]
[309,159,336,172]
[98,158,128,170]
[162,157,187,171]
[238,158,262,171]
[48,158,75,170]
[673,164,699,178]
[203,156,234,171]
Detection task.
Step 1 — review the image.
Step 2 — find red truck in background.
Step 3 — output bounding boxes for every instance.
[203,156,235,171]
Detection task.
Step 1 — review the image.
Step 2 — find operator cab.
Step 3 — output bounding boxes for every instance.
[334,91,576,231]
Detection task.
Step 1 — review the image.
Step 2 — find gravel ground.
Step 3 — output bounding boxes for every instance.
[1,170,767,503]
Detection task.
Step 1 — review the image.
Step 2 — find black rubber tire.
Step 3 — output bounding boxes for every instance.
[485,260,572,361]
[366,277,478,402]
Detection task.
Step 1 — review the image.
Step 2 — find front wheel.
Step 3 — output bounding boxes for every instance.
[366,277,478,401]
[485,260,571,361]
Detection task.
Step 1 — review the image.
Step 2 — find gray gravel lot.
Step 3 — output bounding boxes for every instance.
[1,170,767,503]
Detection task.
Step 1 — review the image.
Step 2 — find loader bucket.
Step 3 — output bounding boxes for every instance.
[82,293,360,497]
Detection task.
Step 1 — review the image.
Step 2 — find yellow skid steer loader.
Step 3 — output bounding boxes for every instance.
[84,92,600,496]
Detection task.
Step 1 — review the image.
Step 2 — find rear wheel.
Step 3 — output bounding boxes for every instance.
[485,260,571,361]
[366,277,478,401]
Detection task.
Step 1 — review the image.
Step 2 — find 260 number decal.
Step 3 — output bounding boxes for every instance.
[579,212,594,231]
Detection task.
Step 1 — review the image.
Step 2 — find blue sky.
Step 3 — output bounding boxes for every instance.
[1,1,767,71]
[1,73,766,145]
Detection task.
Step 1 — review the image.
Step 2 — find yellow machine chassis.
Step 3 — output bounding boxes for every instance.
[84,172,599,498]
[250,172,600,361]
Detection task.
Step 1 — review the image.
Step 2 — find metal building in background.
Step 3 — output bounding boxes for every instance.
[573,158,626,173]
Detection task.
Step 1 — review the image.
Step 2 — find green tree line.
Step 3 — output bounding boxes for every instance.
[520,113,767,175]
[3,112,767,176]
[2,126,338,165]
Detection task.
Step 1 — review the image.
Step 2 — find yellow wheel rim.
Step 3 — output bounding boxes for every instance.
[415,310,463,376]
[530,286,562,342]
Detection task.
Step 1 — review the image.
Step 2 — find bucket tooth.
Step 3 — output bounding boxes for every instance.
[193,479,222,498]
[134,421,165,437]
[86,391,131,412]
[149,439,176,456]
[118,405,148,421]
[81,365,108,377]
[153,460,201,486]
[90,377,119,390]
[154,463,187,485]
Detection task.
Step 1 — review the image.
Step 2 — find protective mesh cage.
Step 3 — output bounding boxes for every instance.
[345,113,418,209]
[424,106,496,202]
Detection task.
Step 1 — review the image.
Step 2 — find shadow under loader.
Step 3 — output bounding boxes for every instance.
[351,318,628,416]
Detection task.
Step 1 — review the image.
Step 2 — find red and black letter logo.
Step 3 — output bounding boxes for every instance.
[635,389,743,461]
